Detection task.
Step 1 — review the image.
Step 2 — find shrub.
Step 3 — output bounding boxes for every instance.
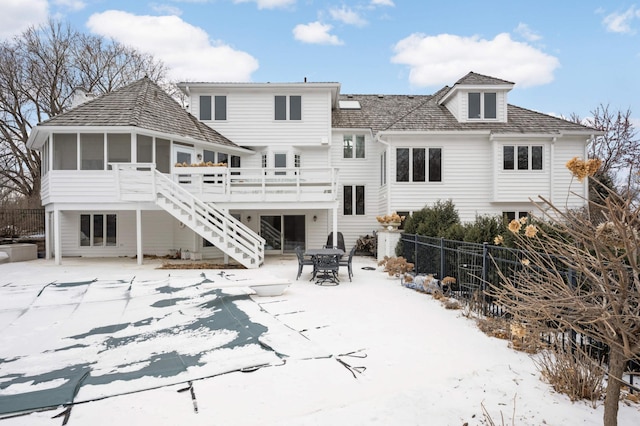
[403,200,461,238]
[462,214,506,244]
[533,347,604,405]
[377,256,414,277]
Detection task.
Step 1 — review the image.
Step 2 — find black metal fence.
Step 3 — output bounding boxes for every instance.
[399,233,532,316]
[399,233,639,391]
[0,209,45,238]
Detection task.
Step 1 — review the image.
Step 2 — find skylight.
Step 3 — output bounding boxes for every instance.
[339,100,361,109]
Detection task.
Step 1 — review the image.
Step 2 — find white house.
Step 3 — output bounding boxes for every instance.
[26,72,597,266]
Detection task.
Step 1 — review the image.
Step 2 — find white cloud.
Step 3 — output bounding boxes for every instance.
[371,0,394,6]
[329,6,367,27]
[53,0,86,11]
[514,23,541,42]
[150,3,183,15]
[233,0,296,9]
[391,33,560,88]
[293,22,343,45]
[603,6,640,34]
[86,10,259,82]
[0,0,48,40]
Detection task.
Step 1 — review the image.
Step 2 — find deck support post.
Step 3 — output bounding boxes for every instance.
[136,208,143,265]
[54,208,61,265]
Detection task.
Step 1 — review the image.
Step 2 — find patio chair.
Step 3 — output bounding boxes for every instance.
[325,232,346,252]
[339,245,356,282]
[295,246,315,280]
[314,253,340,285]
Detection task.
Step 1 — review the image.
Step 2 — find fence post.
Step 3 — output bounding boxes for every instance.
[440,237,445,279]
[413,234,418,273]
[482,242,489,315]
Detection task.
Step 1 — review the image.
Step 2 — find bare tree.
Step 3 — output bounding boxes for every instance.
[491,158,640,426]
[0,19,167,205]
[571,104,640,201]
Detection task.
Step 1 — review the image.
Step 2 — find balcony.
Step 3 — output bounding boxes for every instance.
[41,164,339,205]
[170,165,339,203]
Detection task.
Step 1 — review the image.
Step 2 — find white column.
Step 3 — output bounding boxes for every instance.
[45,210,51,260]
[136,208,143,265]
[332,206,338,247]
[54,208,61,265]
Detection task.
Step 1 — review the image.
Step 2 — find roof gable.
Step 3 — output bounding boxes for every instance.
[454,71,514,86]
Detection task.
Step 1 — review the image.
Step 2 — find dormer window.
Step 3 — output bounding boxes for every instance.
[468,92,497,120]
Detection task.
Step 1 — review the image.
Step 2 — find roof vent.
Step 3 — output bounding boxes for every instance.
[377,95,384,99]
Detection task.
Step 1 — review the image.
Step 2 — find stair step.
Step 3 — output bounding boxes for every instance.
[155,183,263,268]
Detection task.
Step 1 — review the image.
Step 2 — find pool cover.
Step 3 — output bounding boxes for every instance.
[0,273,309,416]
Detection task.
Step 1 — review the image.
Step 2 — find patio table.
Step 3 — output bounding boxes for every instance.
[305,248,344,285]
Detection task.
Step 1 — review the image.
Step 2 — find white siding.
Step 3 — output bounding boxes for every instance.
[446,90,508,123]
[193,88,332,148]
[387,134,495,223]
[60,210,137,257]
[551,137,589,209]
[494,142,551,202]
[141,211,174,256]
[330,130,383,248]
[47,171,118,203]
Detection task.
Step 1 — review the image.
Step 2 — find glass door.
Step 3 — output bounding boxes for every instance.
[283,215,305,252]
[173,145,194,184]
[174,145,194,166]
[260,215,306,253]
[260,215,282,252]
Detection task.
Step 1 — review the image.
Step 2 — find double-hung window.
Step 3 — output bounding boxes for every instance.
[343,134,365,158]
[468,92,497,119]
[343,185,365,215]
[80,213,116,247]
[199,95,226,121]
[396,148,441,182]
[503,145,543,170]
[275,95,301,120]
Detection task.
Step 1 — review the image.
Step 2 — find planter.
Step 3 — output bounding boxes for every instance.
[249,282,290,296]
[379,221,401,231]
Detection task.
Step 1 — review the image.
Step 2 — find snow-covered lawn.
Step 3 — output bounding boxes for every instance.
[0,256,638,425]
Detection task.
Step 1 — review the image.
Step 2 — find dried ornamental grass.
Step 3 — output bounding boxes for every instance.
[376,212,405,224]
[533,348,605,405]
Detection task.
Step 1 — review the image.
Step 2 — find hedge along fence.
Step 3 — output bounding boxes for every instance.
[399,232,640,392]
[0,209,45,238]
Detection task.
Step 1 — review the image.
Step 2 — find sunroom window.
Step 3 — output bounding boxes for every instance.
[107,134,131,169]
[52,133,77,170]
[80,134,104,170]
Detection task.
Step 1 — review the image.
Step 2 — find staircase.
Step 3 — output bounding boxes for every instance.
[115,165,264,268]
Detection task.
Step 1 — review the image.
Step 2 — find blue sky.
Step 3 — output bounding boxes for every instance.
[2,0,640,121]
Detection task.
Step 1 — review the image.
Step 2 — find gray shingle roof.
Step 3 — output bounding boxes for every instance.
[454,71,515,86]
[40,77,239,148]
[333,92,596,135]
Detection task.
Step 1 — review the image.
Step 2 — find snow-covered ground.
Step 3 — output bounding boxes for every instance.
[0,255,638,425]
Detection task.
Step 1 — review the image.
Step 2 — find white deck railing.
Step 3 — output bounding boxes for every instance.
[171,165,339,202]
